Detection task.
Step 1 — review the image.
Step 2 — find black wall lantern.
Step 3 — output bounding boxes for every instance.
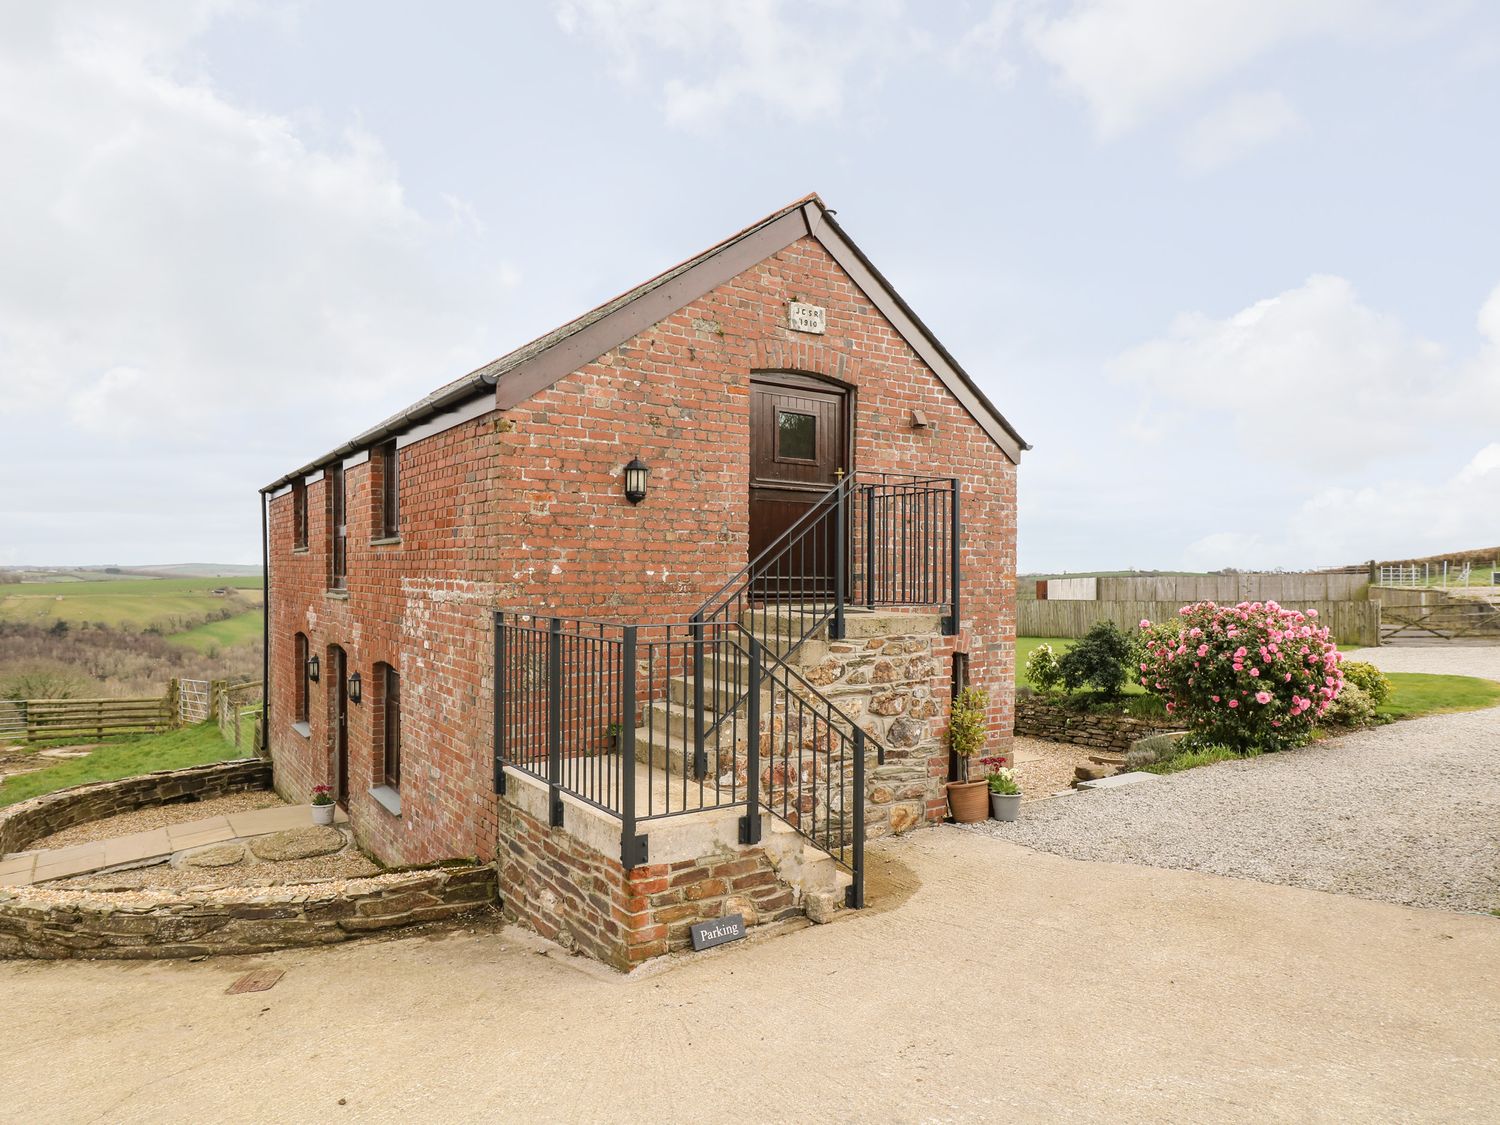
[347,670,362,704]
[306,654,320,683]
[623,458,649,504]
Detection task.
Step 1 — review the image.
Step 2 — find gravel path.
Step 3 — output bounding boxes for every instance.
[971,647,1500,915]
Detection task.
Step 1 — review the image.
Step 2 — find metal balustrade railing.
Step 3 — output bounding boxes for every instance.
[493,614,869,904]
[492,471,959,907]
[689,472,958,758]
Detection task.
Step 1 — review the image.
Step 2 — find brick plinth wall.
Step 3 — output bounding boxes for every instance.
[496,792,805,971]
[1015,697,1185,754]
[0,866,496,961]
[0,759,273,855]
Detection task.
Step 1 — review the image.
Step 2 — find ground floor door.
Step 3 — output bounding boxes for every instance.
[749,376,847,597]
[331,645,349,807]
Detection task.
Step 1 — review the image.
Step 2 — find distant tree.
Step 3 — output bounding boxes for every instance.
[0,662,90,700]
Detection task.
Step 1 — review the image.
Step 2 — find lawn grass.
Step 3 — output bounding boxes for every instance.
[0,722,243,808]
[1376,673,1500,720]
[0,576,263,631]
[168,609,264,653]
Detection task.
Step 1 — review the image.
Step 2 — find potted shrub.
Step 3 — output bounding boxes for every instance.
[984,761,1021,821]
[604,722,622,750]
[946,686,991,823]
[311,784,335,825]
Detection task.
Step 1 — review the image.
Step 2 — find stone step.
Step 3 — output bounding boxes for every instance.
[667,673,755,713]
[739,605,945,642]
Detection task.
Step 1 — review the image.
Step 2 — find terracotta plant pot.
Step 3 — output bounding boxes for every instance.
[946,779,990,824]
[990,792,1022,822]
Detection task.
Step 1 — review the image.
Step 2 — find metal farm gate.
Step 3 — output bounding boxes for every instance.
[179,679,211,723]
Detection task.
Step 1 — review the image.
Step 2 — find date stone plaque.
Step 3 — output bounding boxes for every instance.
[788,302,826,334]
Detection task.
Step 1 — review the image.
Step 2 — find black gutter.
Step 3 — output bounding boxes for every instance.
[260,489,270,755]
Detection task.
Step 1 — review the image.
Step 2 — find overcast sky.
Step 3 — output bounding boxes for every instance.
[3,1,1498,573]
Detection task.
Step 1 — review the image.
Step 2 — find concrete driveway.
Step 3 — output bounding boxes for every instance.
[2,827,1497,1124]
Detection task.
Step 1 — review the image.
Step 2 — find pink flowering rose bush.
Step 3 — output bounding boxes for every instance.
[1138,601,1345,753]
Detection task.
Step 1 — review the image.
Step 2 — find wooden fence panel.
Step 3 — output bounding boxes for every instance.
[11,696,174,742]
[1020,599,1381,647]
[1094,575,1370,603]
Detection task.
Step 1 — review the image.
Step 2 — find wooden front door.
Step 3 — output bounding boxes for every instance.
[331,646,349,807]
[749,378,847,596]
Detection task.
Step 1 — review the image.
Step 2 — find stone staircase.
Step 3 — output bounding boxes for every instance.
[631,604,949,857]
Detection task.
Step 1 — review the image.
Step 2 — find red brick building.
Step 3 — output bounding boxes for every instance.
[261,195,1026,966]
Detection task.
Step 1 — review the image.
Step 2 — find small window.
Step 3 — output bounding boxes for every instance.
[292,480,308,550]
[328,463,347,590]
[379,663,401,787]
[376,440,400,539]
[776,410,817,461]
[294,632,310,723]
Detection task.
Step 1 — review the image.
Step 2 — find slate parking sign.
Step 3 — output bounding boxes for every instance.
[690,913,746,951]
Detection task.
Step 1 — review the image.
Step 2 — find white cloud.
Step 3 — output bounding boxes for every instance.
[1019,0,1436,135]
[1180,90,1302,171]
[1181,443,1500,570]
[0,2,514,561]
[1111,274,1500,471]
[554,0,919,130]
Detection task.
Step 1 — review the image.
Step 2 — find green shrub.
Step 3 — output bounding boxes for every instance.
[947,686,989,781]
[1124,694,1168,720]
[1125,731,1188,769]
[1340,660,1392,706]
[1058,620,1133,697]
[1324,681,1376,726]
[1024,643,1064,693]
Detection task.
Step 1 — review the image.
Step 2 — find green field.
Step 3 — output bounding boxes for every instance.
[167,609,265,653]
[0,576,263,632]
[0,722,244,808]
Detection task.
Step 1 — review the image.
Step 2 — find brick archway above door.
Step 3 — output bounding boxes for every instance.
[746,338,856,387]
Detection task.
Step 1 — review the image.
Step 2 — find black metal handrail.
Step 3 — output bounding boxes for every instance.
[492,470,958,912]
[687,471,959,764]
[493,612,873,906]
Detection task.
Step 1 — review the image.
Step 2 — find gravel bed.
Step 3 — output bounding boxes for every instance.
[27,791,286,850]
[970,649,1500,915]
[1011,736,1097,800]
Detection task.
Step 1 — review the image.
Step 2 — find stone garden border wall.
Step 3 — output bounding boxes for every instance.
[1016,696,1184,754]
[0,761,497,959]
[0,758,274,855]
[0,865,497,960]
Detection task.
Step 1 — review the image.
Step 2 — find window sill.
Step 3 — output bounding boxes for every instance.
[291,546,309,555]
[324,589,349,601]
[369,535,402,547]
[291,721,311,739]
[369,785,401,817]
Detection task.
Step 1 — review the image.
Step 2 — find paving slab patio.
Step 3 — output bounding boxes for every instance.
[0,804,346,887]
